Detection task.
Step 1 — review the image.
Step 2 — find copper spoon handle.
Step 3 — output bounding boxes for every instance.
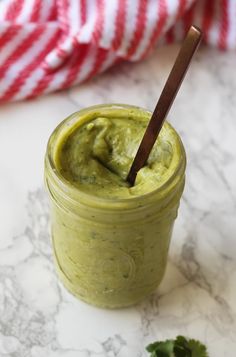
[127,25,202,186]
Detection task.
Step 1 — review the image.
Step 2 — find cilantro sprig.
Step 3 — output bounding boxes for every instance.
[146,336,209,357]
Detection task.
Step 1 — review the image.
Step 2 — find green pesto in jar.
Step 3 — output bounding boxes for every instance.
[45,104,186,308]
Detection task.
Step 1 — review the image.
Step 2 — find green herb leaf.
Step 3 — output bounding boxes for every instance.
[147,340,175,357]
[188,339,208,357]
[146,336,208,357]
[174,336,192,357]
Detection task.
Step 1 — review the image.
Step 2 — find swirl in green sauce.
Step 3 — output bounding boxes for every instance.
[57,114,178,199]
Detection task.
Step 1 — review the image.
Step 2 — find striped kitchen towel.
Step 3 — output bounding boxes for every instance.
[0,0,235,103]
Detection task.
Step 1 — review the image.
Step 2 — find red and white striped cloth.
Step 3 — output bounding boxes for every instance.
[0,0,235,103]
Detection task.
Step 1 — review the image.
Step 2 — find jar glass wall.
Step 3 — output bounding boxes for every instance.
[44,104,186,308]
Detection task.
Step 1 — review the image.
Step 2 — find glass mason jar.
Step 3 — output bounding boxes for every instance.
[44,104,186,308]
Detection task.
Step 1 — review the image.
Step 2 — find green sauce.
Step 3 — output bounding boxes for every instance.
[57,115,177,198]
[45,105,186,308]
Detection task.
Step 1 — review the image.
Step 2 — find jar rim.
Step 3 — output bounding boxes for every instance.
[45,103,186,210]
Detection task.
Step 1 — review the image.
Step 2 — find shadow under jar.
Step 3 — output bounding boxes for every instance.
[44,104,186,308]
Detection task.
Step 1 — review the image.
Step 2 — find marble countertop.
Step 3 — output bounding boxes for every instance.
[0,44,236,357]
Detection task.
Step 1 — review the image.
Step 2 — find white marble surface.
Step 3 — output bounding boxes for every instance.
[0,44,236,357]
